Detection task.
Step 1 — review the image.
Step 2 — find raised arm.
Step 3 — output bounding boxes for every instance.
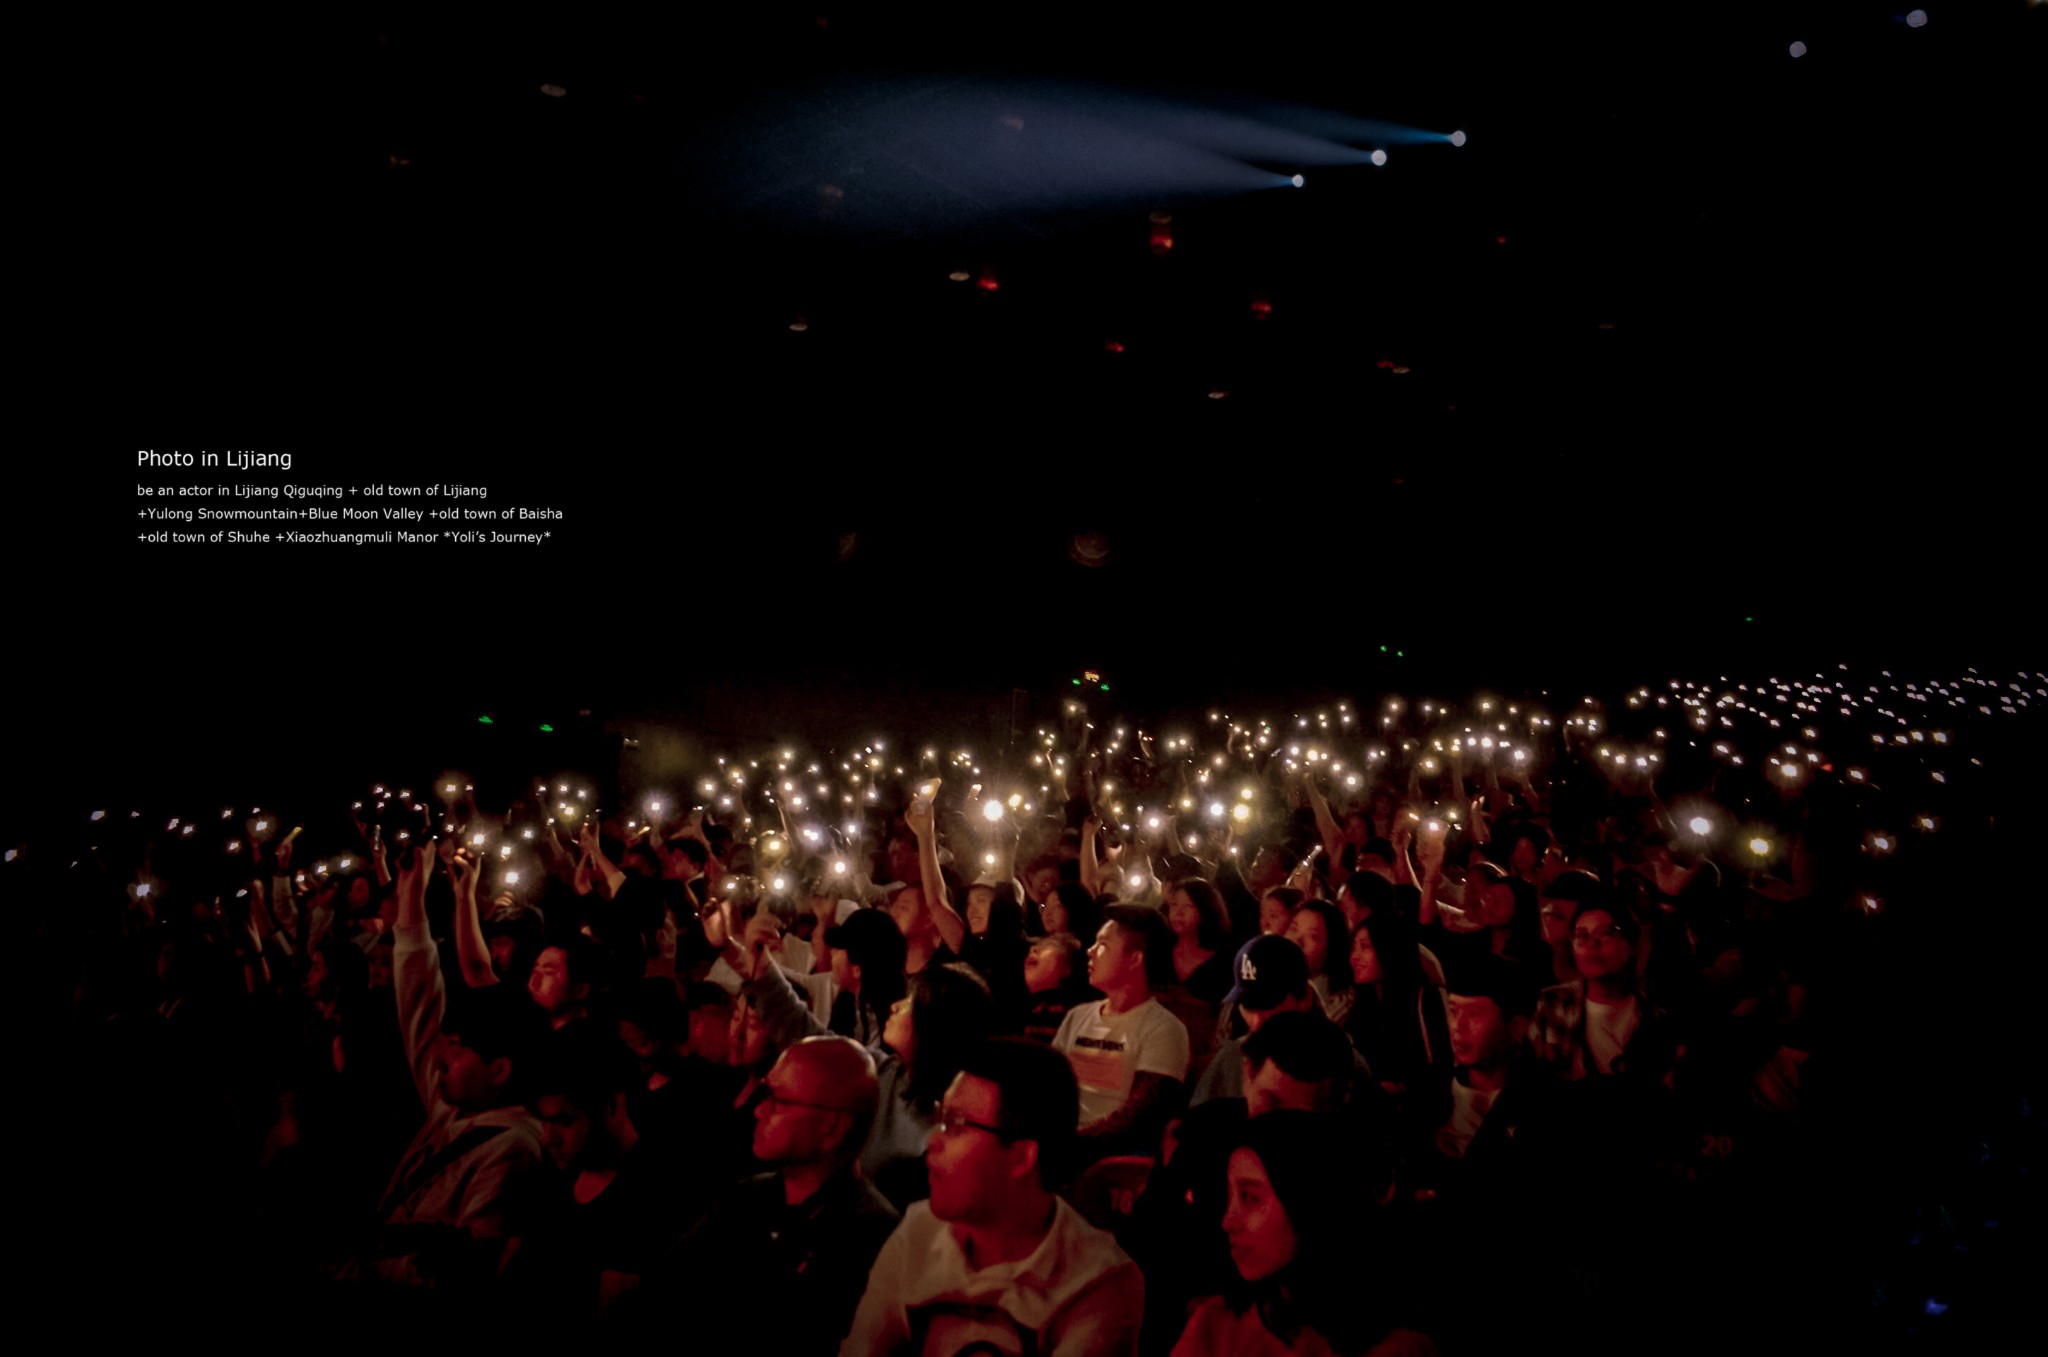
[391,840,449,1114]
[728,913,830,1048]
[906,795,967,954]
[580,820,628,901]
[448,848,499,989]
[1304,774,1344,862]
[1080,815,1107,898]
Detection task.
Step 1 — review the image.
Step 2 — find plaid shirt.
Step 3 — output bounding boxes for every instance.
[1529,978,1677,1084]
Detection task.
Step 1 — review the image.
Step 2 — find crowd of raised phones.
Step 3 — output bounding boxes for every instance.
[31,672,2032,1352]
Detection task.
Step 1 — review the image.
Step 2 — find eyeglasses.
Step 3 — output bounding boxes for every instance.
[760,1088,853,1116]
[931,1107,1008,1140]
[1571,926,1627,945]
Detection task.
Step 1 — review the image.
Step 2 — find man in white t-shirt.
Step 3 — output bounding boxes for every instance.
[840,1039,1144,1356]
[1051,905,1190,1157]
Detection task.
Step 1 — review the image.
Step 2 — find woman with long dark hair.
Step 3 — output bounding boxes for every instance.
[1344,910,1450,1097]
[1173,1111,1436,1355]
[1167,879,1236,1006]
[865,962,995,1206]
[1283,899,1356,1024]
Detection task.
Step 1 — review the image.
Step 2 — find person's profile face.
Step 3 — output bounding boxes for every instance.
[1023,942,1068,994]
[752,1051,844,1165]
[926,1073,1012,1224]
[882,995,916,1063]
[1086,922,1132,988]
[1222,1148,1298,1283]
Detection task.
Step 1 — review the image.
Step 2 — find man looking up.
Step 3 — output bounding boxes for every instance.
[1052,906,1189,1156]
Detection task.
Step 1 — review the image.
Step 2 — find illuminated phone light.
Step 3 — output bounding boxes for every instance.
[1748,838,1772,857]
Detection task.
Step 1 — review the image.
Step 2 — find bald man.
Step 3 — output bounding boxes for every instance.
[640,1036,900,1352]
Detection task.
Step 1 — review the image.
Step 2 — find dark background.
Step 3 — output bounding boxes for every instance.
[54,4,2044,798]
[8,9,2042,1343]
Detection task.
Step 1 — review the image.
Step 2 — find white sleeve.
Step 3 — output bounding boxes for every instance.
[391,921,448,1115]
[1132,1005,1190,1081]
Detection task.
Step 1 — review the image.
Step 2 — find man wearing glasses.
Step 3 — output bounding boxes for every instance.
[840,1039,1144,1356]
[642,1035,899,1351]
[1529,903,1677,1085]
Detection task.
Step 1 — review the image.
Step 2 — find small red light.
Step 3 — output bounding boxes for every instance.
[1104,340,1125,353]
[976,272,999,292]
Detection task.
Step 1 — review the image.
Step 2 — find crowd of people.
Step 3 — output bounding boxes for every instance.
[21,667,2038,1351]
